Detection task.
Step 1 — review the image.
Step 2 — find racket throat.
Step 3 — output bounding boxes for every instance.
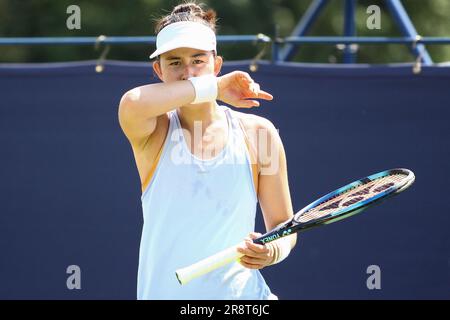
[254,221,296,245]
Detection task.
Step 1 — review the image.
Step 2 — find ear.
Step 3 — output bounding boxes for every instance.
[214,55,223,76]
[153,60,163,81]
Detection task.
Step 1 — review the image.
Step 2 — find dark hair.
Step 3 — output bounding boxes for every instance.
[155,2,217,34]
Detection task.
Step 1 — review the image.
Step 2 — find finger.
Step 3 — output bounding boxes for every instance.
[236,244,254,257]
[257,90,273,100]
[239,255,264,268]
[236,99,260,108]
[239,260,262,269]
[245,241,269,254]
[240,255,266,265]
[237,248,267,260]
[240,71,253,83]
[241,82,259,98]
[243,90,273,101]
[250,83,260,96]
[236,72,253,86]
[238,241,269,256]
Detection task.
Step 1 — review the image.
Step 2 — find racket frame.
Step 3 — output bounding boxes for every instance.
[255,168,414,244]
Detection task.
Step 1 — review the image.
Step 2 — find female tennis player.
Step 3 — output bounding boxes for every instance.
[118,2,296,300]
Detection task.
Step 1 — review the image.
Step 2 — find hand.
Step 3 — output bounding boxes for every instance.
[237,232,274,269]
[217,71,273,108]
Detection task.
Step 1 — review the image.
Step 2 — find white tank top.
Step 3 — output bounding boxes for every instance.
[137,105,276,300]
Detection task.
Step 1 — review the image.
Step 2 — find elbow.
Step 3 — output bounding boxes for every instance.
[118,93,139,131]
[119,92,130,111]
[118,89,141,119]
[119,90,137,110]
[119,87,142,109]
[118,94,130,124]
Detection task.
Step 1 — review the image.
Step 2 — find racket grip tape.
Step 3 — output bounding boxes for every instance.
[175,243,244,285]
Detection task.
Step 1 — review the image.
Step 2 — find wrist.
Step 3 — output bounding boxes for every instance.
[216,76,223,102]
[187,74,218,104]
[267,243,278,265]
[268,237,292,266]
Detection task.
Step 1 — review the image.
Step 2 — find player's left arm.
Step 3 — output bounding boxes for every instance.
[238,118,297,269]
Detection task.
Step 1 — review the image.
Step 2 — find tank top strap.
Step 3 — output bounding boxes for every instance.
[224,107,259,196]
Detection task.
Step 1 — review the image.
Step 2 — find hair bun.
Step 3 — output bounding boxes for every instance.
[155,2,217,34]
[172,3,203,15]
[202,9,216,25]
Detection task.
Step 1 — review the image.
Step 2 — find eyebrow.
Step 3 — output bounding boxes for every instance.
[165,53,208,61]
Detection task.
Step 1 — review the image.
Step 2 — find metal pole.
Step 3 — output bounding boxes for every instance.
[0,35,269,46]
[283,36,450,44]
[2,36,450,46]
[272,25,281,64]
[386,0,433,64]
[343,0,356,63]
[279,0,329,62]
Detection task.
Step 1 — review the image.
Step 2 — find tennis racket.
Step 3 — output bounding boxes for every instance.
[175,168,415,285]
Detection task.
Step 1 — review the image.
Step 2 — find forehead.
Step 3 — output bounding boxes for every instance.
[161,47,210,60]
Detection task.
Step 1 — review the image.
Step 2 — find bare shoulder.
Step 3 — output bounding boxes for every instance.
[229,109,278,134]
[230,109,284,175]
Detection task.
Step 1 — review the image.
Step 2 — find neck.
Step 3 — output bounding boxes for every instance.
[177,101,222,132]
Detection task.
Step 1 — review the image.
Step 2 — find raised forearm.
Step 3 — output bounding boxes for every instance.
[121,80,195,119]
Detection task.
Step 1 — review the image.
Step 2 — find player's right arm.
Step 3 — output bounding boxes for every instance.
[118,71,272,146]
[118,81,196,146]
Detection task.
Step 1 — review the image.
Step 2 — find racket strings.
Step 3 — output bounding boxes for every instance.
[296,173,407,223]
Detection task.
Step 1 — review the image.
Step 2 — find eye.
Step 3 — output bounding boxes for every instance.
[169,61,180,66]
[193,59,205,65]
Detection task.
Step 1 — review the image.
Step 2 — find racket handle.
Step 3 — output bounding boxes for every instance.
[175,243,244,285]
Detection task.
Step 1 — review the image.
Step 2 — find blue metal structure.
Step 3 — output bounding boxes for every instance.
[277,0,434,64]
[278,0,329,62]
[386,0,433,64]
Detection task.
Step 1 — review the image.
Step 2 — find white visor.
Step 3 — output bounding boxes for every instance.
[150,21,217,59]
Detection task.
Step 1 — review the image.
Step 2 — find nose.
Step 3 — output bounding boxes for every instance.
[180,65,195,81]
